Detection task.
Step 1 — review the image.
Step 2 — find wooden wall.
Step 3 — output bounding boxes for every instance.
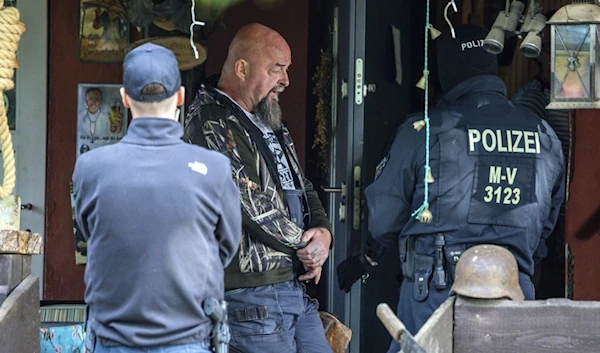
[454,297,600,352]
[45,0,309,300]
[45,0,123,300]
[565,110,600,300]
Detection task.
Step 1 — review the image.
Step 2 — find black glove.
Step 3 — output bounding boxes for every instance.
[336,253,376,293]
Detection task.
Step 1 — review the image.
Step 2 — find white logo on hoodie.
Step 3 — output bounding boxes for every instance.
[188,161,208,175]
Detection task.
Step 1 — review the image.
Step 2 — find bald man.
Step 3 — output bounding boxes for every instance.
[184,23,334,353]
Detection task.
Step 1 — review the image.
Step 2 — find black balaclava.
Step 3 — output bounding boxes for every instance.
[436,24,498,93]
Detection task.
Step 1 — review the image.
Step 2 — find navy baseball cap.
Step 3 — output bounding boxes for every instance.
[123,43,181,102]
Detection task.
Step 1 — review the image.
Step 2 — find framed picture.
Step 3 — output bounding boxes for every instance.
[76,83,127,156]
[78,0,129,62]
[73,83,128,264]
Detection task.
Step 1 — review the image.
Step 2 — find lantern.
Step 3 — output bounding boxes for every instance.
[547,1,600,109]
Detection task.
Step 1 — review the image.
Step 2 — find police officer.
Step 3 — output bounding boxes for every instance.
[361,24,565,353]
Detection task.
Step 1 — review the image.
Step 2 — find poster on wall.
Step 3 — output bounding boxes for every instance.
[76,83,127,156]
[72,83,128,264]
[78,0,130,62]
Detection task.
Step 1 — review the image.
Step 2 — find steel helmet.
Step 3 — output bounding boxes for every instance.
[449,244,524,301]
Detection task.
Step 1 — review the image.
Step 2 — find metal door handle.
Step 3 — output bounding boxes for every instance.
[322,184,347,198]
[21,203,32,210]
[322,183,347,222]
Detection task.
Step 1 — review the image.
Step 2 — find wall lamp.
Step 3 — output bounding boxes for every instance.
[546,1,600,109]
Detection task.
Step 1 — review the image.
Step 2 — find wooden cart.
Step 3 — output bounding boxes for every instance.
[0,229,43,353]
[378,295,600,353]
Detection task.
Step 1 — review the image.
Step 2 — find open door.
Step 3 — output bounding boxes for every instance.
[323,1,428,352]
[322,2,365,353]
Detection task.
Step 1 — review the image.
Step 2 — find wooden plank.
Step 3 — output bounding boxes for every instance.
[454,297,600,353]
[0,274,40,353]
[415,296,454,353]
[0,230,43,254]
[0,255,24,303]
[22,254,31,278]
[0,195,21,231]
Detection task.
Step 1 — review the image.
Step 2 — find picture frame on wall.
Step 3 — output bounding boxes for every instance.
[76,83,127,156]
[72,83,128,264]
[78,0,130,62]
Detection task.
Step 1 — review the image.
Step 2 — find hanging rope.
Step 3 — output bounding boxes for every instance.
[0,4,25,199]
[411,0,433,223]
[189,0,205,59]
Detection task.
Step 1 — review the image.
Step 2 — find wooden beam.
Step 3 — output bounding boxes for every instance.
[454,297,600,353]
[0,230,43,254]
[0,255,31,303]
[415,296,454,353]
[0,275,40,353]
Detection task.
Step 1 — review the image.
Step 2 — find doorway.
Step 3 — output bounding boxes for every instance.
[314,1,568,351]
[312,1,431,352]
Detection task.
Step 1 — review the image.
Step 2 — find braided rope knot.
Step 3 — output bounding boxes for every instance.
[0,4,25,199]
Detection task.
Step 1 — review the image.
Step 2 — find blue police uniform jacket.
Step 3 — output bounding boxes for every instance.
[364,75,565,277]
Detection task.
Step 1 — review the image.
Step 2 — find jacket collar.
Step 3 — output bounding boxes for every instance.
[121,117,183,146]
[438,75,507,106]
[197,79,307,193]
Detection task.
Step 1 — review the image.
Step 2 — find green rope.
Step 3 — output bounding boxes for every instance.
[411,0,432,221]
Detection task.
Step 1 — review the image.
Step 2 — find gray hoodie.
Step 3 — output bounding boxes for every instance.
[73,117,241,347]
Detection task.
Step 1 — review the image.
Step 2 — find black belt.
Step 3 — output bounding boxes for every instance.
[399,235,469,301]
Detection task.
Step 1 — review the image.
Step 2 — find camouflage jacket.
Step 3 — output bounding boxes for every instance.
[184,80,332,289]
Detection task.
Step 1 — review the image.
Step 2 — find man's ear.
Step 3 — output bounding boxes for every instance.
[234,59,249,81]
[176,86,185,106]
[120,87,131,108]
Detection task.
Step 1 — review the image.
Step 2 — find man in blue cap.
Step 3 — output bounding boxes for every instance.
[73,43,242,353]
[339,24,565,352]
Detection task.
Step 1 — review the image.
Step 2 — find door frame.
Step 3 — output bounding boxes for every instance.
[325,1,366,352]
[12,0,48,297]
